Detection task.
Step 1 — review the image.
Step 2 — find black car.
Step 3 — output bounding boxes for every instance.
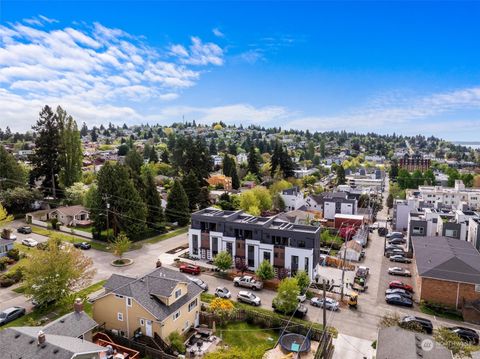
[447,326,479,344]
[389,255,411,263]
[378,227,388,236]
[272,301,308,319]
[401,316,433,334]
[388,238,406,245]
[74,242,91,250]
[0,307,26,325]
[385,294,413,307]
[17,226,32,234]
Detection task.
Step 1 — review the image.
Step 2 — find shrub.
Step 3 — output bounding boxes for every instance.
[0,257,9,271]
[7,248,20,261]
[0,276,16,287]
[168,331,186,354]
[6,267,24,282]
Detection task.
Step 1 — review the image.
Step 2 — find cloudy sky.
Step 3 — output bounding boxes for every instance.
[1,1,480,140]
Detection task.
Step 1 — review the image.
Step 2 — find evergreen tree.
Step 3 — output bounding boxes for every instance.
[143,171,164,230]
[166,179,190,226]
[91,128,98,142]
[182,170,200,211]
[161,149,170,163]
[336,165,346,185]
[247,146,260,179]
[80,122,88,137]
[198,187,211,209]
[280,148,295,178]
[0,146,26,190]
[149,147,159,163]
[222,155,240,190]
[57,107,82,188]
[209,140,217,155]
[125,148,143,175]
[143,143,152,160]
[90,162,147,239]
[31,105,61,197]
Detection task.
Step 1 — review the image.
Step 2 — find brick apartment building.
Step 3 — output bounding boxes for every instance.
[412,236,480,323]
[399,153,431,172]
[188,208,321,280]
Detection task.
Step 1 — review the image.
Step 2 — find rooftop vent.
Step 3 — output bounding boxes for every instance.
[74,298,83,313]
[37,330,46,346]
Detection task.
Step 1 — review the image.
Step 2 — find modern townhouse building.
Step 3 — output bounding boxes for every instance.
[188,208,321,279]
[280,186,307,211]
[411,180,480,211]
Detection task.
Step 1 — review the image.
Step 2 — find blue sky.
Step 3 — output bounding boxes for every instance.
[1,1,480,140]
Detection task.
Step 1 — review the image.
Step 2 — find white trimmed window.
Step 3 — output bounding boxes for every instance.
[127,297,132,307]
[173,311,180,321]
[175,289,182,299]
[140,319,145,326]
[117,312,124,321]
[188,299,198,312]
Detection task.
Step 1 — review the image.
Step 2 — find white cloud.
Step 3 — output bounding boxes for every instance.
[238,49,265,64]
[0,19,224,131]
[171,36,224,66]
[212,28,225,38]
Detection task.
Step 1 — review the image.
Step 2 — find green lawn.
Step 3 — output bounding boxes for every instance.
[143,227,188,244]
[30,226,110,251]
[1,280,106,329]
[217,322,278,359]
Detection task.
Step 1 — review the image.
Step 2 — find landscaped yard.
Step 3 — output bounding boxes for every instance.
[205,322,279,359]
[144,226,188,244]
[1,280,106,329]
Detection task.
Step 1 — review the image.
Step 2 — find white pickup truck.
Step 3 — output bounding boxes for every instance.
[233,275,263,290]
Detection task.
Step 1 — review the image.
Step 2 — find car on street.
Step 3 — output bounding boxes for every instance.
[188,276,208,291]
[389,255,411,263]
[385,244,403,251]
[388,267,411,277]
[21,237,38,247]
[73,242,91,250]
[385,248,406,257]
[389,281,414,293]
[0,307,26,326]
[385,294,413,307]
[310,297,340,311]
[297,293,307,302]
[385,288,413,299]
[446,326,479,344]
[214,287,231,299]
[179,264,201,275]
[386,232,404,239]
[401,316,433,334]
[237,291,261,306]
[233,275,263,290]
[272,302,308,318]
[378,227,388,236]
[388,237,406,245]
[17,226,32,234]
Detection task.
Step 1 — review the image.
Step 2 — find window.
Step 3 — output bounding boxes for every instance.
[298,240,306,248]
[189,299,198,312]
[412,226,425,235]
[115,294,124,299]
[175,289,182,299]
[140,319,145,326]
[127,297,132,307]
[305,257,309,273]
[475,285,480,293]
[291,255,299,270]
[445,229,459,238]
[117,312,124,321]
[184,320,190,331]
[226,242,233,255]
[247,245,255,267]
[192,235,199,255]
[173,311,180,321]
[263,251,271,262]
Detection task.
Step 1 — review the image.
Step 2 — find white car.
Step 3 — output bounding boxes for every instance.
[187,276,208,291]
[237,291,261,306]
[214,287,232,299]
[21,238,38,247]
[388,267,411,277]
[297,293,307,302]
[311,297,339,311]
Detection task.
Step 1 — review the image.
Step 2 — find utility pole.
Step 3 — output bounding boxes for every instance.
[317,278,328,359]
[340,223,349,301]
[103,195,110,241]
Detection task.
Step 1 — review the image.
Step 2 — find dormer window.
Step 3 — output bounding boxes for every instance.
[175,289,182,299]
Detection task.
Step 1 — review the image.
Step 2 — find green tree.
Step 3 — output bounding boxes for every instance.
[110,232,132,260]
[272,277,300,315]
[182,170,200,211]
[411,170,424,188]
[57,107,83,188]
[295,270,311,294]
[447,168,460,187]
[166,179,190,226]
[90,162,147,239]
[168,331,186,354]
[389,159,399,179]
[31,105,62,197]
[149,147,159,163]
[319,140,326,158]
[247,146,261,179]
[213,251,233,271]
[397,169,412,189]
[125,148,143,175]
[423,169,435,185]
[0,203,13,226]
[198,187,211,209]
[0,146,27,190]
[90,128,98,142]
[269,180,292,195]
[143,171,165,230]
[64,182,88,205]
[272,193,286,212]
[0,187,41,214]
[336,165,346,185]
[386,193,394,209]
[256,260,275,281]
[434,327,474,358]
[23,238,95,306]
[223,155,240,190]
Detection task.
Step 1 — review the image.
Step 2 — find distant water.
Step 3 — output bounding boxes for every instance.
[453,141,480,149]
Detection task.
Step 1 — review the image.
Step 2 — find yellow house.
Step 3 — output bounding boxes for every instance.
[92,267,202,341]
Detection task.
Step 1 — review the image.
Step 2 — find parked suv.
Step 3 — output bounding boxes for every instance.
[400,316,433,334]
[237,291,261,306]
[17,226,32,234]
[447,326,479,344]
[179,264,201,275]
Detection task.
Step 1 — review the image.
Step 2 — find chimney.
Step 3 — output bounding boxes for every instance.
[37,330,46,345]
[74,298,84,313]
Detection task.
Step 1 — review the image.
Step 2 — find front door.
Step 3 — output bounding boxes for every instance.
[195,311,199,327]
[145,320,153,337]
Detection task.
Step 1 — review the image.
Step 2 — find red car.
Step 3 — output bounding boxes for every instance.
[179,264,201,275]
[389,281,414,293]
